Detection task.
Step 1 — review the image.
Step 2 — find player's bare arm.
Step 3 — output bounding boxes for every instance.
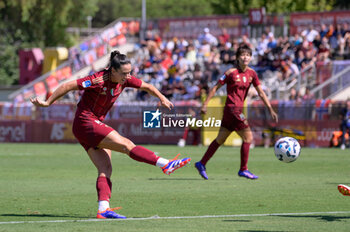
[201,82,223,114]
[30,80,79,107]
[201,69,234,114]
[255,84,278,123]
[140,81,174,110]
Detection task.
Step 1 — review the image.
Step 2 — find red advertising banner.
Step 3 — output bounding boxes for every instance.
[0,119,184,145]
[249,8,265,25]
[0,118,341,148]
[290,11,350,35]
[158,15,245,39]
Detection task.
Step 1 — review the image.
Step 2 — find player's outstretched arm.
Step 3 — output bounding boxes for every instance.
[201,82,222,114]
[255,84,278,123]
[140,81,174,110]
[30,80,79,107]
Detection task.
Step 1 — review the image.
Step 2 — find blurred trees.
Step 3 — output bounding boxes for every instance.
[210,0,336,14]
[0,0,98,85]
[0,0,348,85]
[93,0,213,27]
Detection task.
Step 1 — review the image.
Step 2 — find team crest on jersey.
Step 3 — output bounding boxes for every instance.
[249,76,253,82]
[82,80,91,88]
[99,87,107,95]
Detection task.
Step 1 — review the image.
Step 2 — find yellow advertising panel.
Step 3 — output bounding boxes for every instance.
[42,47,68,74]
[201,96,243,146]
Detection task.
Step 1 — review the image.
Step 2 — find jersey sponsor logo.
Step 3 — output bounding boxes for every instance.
[82,80,91,88]
[243,76,246,83]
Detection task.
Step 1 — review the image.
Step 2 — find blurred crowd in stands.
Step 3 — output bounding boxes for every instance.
[126,23,350,103]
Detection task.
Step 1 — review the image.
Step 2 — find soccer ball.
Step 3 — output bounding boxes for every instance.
[274,137,301,163]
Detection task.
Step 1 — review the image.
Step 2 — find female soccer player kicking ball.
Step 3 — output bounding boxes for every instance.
[31,51,191,219]
[195,44,278,180]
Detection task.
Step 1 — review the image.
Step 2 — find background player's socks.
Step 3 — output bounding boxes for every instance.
[240,142,250,171]
[98,200,110,212]
[200,140,220,165]
[129,146,159,165]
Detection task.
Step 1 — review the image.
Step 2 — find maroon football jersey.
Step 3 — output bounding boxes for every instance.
[76,69,142,121]
[218,67,260,111]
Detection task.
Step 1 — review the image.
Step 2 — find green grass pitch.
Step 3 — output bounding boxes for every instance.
[0,143,350,231]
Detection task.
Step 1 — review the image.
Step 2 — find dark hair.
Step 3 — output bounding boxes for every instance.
[109,50,131,71]
[236,44,252,57]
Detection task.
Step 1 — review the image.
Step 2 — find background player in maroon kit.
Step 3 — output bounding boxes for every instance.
[195,44,278,180]
[31,51,191,219]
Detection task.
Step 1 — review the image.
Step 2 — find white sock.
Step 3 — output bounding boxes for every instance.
[156,157,169,167]
[98,200,110,211]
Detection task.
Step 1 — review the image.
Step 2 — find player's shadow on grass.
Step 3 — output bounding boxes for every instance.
[222,219,251,222]
[277,214,350,222]
[148,178,201,181]
[0,213,90,219]
[238,230,292,232]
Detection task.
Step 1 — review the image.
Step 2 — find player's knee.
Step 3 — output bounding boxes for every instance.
[215,137,226,145]
[98,164,112,177]
[243,135,253,144]
[122,140,136,154]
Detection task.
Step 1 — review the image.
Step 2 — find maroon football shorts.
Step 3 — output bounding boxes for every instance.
[72,116,114,152]
[221,110,249,132]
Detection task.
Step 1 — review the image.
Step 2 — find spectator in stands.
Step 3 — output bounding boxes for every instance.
[302,86,315,101]
[317,37,331,62]
[289,87,302,102]
[313,34,322,50]
[301,25,319,43]
[286,56,300,77]
[335,33,346,58]
[30,50,191,219]
[183,80,200,100]
[185,44,197,65]
[293,33,303,46]
[198,27,218,47]
[344,33,350,59]
[320,23,328,39]
[256,33,269,55]
[340,100,350,150]
[218,28,230,46]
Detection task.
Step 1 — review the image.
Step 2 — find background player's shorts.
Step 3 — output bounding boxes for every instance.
[73,116,114,152]
[221,110,249,132]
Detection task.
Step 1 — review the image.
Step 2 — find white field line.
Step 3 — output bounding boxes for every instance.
[1,211,350,225]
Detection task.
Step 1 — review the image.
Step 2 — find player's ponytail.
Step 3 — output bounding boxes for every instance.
[109,50,131,71]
